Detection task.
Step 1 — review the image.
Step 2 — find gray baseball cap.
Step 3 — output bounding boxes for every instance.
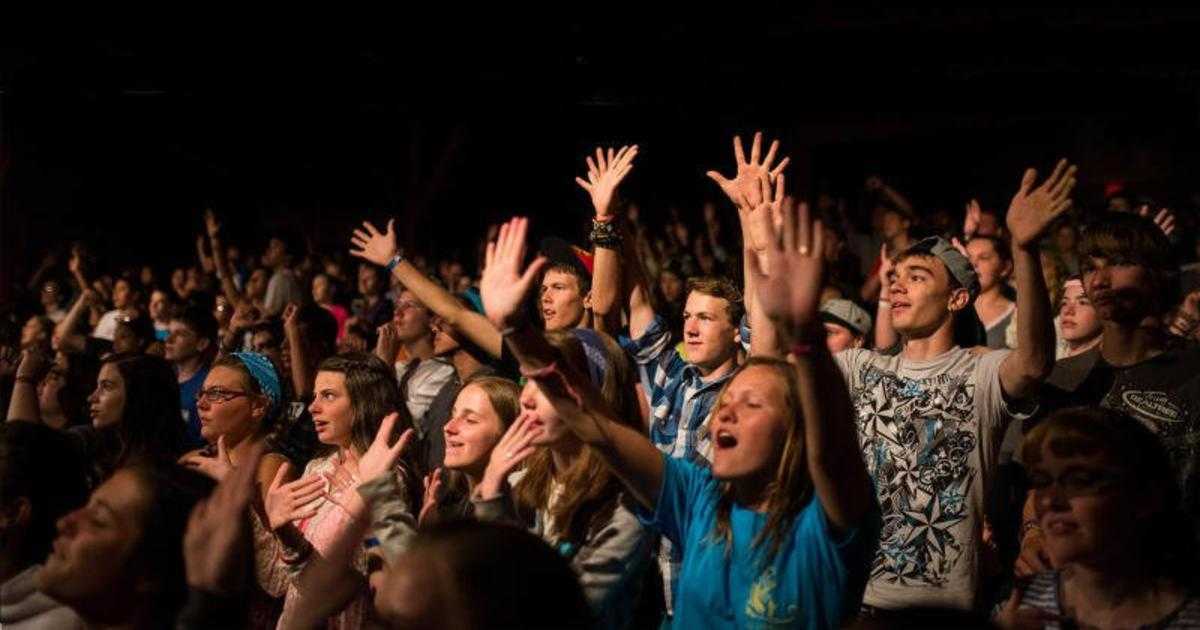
[899,236,981,298]
[819,299,872,337]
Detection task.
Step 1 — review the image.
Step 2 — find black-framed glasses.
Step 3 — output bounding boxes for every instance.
[1028,468,1123,498]
[195,388,253,405]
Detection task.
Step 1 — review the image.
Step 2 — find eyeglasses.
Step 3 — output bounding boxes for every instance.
[1028,468,1123,498]
[195,388,253,405]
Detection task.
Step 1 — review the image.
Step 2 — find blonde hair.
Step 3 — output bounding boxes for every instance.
[711,357,813,563]
[512,330,641,546]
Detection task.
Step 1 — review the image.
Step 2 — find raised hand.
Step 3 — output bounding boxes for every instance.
[350,219,399,267]
[479,217,547,330]
[706,131,790,210]
[14,348,49,382]
[746,176,826,337]
[964,198,983,238]
[229,302,259,331]
[474,412,544,500]
[354,412,414,484]
[877,243,896,290]
[282,303,301,337]
[418,468,444,526]
[1006,159,1077,248]
[575,145,638,219]
[374,323,400,364]
[183,439,266,593]
[264,465,325,530]
[204,208,222,242]
[1137,205,1177,237]
[180,435,235,481]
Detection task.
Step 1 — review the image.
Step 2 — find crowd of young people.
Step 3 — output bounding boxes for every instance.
[3,131,1200,629]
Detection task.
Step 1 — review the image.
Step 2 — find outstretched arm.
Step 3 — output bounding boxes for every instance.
[748,200,874,532]
[999,159,1077,399]
[5,350,47,423]
[479,216,664,509]
[577,145,638,334]
[873,244,899,350]
[352,219,503,358]
[205,209,246,310]
[705,132,791,357]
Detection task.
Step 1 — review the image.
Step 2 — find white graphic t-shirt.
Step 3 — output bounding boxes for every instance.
[835,346,1028,611]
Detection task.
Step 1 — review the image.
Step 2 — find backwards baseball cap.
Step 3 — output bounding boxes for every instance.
[819,299,872,337]
[899,236,980,298]
[539,237,594,280]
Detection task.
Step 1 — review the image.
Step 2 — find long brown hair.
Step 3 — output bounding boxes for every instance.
[711,356,813,564]
[433,375,523,522]
[512,330,641,546]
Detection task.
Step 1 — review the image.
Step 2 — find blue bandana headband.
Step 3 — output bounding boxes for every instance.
[231,352,282,413]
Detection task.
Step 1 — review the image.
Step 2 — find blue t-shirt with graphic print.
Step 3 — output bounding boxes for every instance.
[638,454,878,629]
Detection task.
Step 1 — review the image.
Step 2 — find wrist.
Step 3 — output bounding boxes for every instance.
[384,252,404,273]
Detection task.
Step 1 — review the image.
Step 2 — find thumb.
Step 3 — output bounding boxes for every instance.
[518,256,550,292]
[270,463,291,491]
[217,435,231,464]
[376,412,398,447]
[392,428,415,458]
[705,171,731,187]
[386,218,395,236]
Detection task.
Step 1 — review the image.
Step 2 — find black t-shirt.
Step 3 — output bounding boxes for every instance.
[1034,343,1200,517]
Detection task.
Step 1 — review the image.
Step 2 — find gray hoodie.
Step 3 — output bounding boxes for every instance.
[1,566,85,630]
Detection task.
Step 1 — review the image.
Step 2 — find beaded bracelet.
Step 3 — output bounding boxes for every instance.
[590,218,623,249]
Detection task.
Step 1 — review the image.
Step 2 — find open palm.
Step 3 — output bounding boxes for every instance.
[1006,159,1077,248]
[706,131,790,210]
[575,145,638,219]
[479,217,547,330]
[350,220,399,267]
[747,176,825,334]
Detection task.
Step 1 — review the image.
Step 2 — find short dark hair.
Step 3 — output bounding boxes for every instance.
[117,313,157,349]
[686,276,745,326]
[124,464,215,627]
[171,304,218,343]
[409,521,592,630]
[1080,213,1179,314]
[0,423,89,570]
[544,262,592,297]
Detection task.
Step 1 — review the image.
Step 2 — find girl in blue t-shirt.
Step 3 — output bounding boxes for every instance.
[478,205,880,629]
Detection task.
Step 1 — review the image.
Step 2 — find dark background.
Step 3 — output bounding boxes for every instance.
[4,10,1200,302]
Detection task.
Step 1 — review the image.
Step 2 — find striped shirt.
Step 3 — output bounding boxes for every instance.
[1008,571,1200,629]
[621,313,735,615]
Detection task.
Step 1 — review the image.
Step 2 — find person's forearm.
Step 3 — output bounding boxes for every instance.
[623,234,657,340]
[281,513,371,630]
[591,242,622,334]
[286,331,314,397]
[1005,245,1055,396]
[210,235,244,308]
[505,324,664,510]
[743,218,780,358]
[56,294,90,337]
[879,184,913,214]
[860,274,882,304]
[391,261,502,357]
[5,380,40,423]
[789,328,873,532]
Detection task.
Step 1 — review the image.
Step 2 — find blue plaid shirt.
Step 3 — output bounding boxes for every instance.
[620,314,735,615]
